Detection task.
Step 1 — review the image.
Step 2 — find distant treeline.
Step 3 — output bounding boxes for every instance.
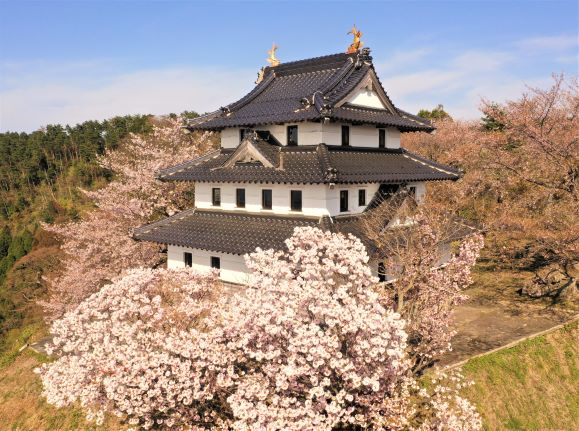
[0,115,153,219]
[0,112,200,333]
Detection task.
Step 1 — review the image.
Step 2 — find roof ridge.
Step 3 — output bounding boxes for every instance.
[195,208,321,222]
[133,208,197,237]
[266,52,355,75]
[226,71,276,112]
[402,150,461,176]
[316,144,338,182]
[157,150,221,179]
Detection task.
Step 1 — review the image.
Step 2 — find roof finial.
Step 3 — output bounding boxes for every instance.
[346,25,363,53]
[267,43,280,67]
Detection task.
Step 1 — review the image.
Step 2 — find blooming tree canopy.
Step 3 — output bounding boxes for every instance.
[42,117,215,317]
[403,75,578,300]
[37,228,481,431]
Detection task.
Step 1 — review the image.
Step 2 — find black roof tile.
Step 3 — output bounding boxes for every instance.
[157,138,460,184]
[134,209,322,255]
[134,207,477,258]
[186,48,434,132]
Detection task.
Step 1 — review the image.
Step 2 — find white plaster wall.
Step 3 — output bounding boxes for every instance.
[328,183,380,215]
[321,124,400,149]
[258,123,323,147]
[346,89,386,109]
[407,182,426,203]
[220,128,240,148]
[385,128,401,149]
[196,182,380,216]
[220,123,401,149]
[167,245,249,284]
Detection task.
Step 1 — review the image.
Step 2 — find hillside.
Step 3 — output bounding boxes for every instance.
[1,316,576,430]
[461,319,578,430]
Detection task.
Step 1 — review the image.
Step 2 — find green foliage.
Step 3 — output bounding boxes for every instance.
[0,229,34,284]
[0,114,157,354]
[417,104,452,121]
[0,226,10,259]
[480,103,506,131]
[0,115,151,197]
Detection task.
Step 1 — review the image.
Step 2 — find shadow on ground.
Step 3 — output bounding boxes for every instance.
[439,264,578,367]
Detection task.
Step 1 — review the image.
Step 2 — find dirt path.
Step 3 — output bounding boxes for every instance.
[438,266,578,367]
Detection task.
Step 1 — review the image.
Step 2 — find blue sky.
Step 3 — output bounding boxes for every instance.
[1,0,577,132]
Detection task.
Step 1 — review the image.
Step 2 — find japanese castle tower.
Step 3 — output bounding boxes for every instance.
[135,37,459,284]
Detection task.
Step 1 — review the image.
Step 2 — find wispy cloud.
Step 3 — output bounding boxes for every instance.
[1,32,576,132]
[515,34,578,51]
[0,62,254,132]
[373,30,579,119]
[377,49,518,117]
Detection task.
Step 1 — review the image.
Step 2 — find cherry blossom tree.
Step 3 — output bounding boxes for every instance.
[403,75,578,301]
[42,117,216,318]
[361,195,484,371]
[37,228,481,431]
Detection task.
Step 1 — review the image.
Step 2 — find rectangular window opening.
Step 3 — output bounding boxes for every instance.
[212,188,221,206]
[239,128,250,142]
[378,129,386,148]
[262,189,272,210]
[184,252,193,268]
[341,125,350,146]
[340,190,349,212]
[210,256,221,271]
[290,190,302,212]
[358,189,366,206]
[287,125,298,146]
[236,188,246,208]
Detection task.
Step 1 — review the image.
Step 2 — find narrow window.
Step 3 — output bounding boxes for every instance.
[341,125,350,146]
[408,186,417,200]
[287,125,298,146]
[290,190,302,211]
[210,256,221,271]
[239,128,250,142]
[236,188,246,208]
[358,189,366,206]
[212,188,221,206]
[378,262,387,282]
[378,129,386,148]
[184,252,193,268]
[340,190,349,212]
[262,189,272,210]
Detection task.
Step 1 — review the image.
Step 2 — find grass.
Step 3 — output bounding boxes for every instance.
[2,321,576,431]
[461,319,578,431]
[0,346,123,431]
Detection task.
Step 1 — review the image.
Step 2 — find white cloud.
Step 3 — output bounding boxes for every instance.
[375,48,432,72]
[1,35,572,131]
[516,34,578,51]
[377,49,519,117]
[0,61,254,132]
[374,41,572,120]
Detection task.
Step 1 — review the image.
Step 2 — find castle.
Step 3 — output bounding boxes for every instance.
[134,40,459,284]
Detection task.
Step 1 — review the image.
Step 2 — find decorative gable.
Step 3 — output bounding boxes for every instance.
[222,132,277,169]
[336,70,396,114]
[346,87,388,110]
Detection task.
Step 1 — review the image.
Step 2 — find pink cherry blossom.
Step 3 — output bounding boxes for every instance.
[37,227,481,431]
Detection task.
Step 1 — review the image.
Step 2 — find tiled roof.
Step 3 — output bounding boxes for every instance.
[157,137,460,184]
[134,208,478,257]
[186,49,434,132]
[133,209,324,255]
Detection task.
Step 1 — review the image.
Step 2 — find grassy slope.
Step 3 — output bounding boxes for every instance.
[461,319,578,431]
[0,350,122,431]
[0,321,576,430]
